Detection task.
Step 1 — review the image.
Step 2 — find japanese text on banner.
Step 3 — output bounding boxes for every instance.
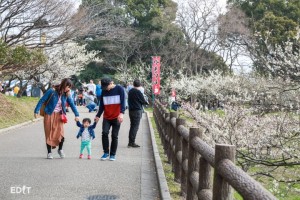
[152,56,161,95]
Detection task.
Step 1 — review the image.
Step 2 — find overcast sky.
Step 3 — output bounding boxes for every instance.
[73,0,81,8]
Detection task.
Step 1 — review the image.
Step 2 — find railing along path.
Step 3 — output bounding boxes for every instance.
[153,100,277,200]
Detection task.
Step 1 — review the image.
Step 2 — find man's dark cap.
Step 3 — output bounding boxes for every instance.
[101,77,112,90]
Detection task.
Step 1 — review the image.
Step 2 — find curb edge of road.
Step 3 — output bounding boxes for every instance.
[146,111,172,200]
[0,117,43,135]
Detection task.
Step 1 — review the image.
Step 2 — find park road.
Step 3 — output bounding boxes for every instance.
[0,107,160,200]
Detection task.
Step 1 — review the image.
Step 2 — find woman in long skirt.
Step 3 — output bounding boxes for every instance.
[34,78,79,159]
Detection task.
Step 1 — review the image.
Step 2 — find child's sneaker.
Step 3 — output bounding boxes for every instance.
[109,155,116,161]
[79,154,83,159]
[58,150,65,158]
[100,153,109,160]
[88,155,91,160]
[47,153,53,159]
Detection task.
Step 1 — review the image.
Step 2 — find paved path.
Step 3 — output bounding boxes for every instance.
[0,107,160,200]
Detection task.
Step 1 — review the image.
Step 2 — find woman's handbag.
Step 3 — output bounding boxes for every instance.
[40,91,54,117]
[61,113,68,123]
[60,101,68,124]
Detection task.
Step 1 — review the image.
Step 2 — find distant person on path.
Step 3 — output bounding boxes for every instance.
[76,118,97,159]
[95,77,125,161]
[0,81,3,93]
[79,81,88,106]
[137,82,148,112]
[84,91,97,112]
[5,88,14,96]
[71,88,77,105]
[122,83,129,110]
[138,84,144,94]
[13,85,20,96]
[126,82,133,93]
[83,79,96,95]
[77,88,83,106]
[171,101,181,111]
[34,78,79,159]
[127,79,149,148]
[95,80,102,106]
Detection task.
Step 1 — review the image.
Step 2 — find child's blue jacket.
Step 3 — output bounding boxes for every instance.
[76,121,96,139]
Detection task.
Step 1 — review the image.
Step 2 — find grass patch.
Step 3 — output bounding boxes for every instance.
[144,107,153,112]
[244,164,300,199]
[177,110,196,126]
[148,110,181,199]
[208,108,225,116]
[234,192,243,200]
[293,183,300,189]
[0,94,39,129]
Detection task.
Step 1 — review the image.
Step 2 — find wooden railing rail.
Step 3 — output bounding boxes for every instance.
[153,100,277,200]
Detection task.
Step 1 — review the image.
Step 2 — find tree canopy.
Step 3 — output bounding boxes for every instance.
[0,40,46,76]
[78,0,230,84]
[228,0,300,46]
[225,0,300,78]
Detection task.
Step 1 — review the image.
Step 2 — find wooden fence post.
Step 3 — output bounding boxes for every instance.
[164,112,170,155]
[166,112,172,164]
[187,128,201,200]
[198,158,212,199]
[213,144,235,200]
[169,112,177,172]
[181,128,189,198]
[175,118,185,183]
[155,102,161,136]
[160,109,166,149]
[153,101,157,122]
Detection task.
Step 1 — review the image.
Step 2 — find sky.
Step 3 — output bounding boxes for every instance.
[73,0,81,9]
[175,0,228,12]
[219,0,228,10]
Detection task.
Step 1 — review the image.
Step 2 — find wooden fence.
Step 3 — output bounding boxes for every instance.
[153,100,277,200]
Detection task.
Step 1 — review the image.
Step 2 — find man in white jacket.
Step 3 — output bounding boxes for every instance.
[83,80,96,95]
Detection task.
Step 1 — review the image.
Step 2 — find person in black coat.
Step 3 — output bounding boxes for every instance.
[127,79,149,148]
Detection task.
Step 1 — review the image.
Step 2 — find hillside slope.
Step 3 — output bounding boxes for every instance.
[0,94,39,129]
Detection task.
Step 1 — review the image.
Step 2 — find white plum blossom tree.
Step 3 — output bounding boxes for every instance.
[41,42,100,82]
[263,39,300,82]
[14,42,101,93]
[172,70,300,195]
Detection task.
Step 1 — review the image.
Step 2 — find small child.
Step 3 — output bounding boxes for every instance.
[76,118,97,159]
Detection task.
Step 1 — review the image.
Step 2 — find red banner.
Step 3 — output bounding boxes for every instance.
[152,56,161,95]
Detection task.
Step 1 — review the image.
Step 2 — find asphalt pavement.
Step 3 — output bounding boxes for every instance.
[0,107,160,200]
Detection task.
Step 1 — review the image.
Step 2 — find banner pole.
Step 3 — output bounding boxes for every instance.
[152,93,155,108]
